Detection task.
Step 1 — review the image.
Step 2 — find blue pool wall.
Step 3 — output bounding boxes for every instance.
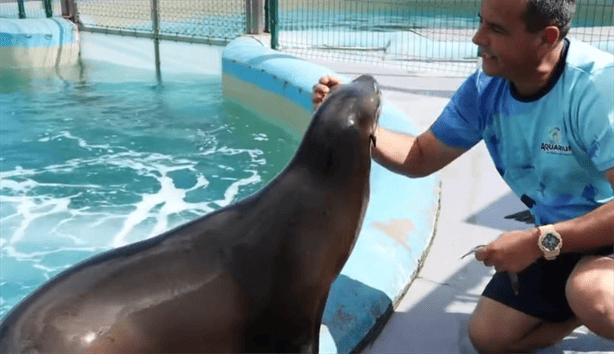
[0,17,223,78]
[222,36,441,353]
[0,18,79,68]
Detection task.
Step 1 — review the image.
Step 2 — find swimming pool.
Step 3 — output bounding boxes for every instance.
[0,60,300,319]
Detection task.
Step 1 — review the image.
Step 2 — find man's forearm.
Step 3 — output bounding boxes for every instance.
[372,127,469,178]
[372,127,424,178]
[554,201,614,253]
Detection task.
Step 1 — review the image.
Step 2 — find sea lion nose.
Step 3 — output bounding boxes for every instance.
[353,75,377,91]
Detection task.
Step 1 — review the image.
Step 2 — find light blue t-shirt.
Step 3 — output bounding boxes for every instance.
[431,39,614,225]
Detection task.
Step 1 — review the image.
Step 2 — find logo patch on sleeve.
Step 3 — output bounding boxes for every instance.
[541,127,572,155]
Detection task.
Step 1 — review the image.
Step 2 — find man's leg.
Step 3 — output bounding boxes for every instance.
[566,255,614,339]
[468,296,581,353]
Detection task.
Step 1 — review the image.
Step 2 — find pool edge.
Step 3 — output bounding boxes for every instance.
[0,18,80,68]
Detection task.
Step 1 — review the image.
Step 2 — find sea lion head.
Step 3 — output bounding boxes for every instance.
[295,75,381,183]
[322,74,381,149]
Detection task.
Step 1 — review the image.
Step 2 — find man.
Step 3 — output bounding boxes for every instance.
[312,0,613,352]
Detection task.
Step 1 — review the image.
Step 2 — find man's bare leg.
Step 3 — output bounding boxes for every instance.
[566,255,614,339]
[468,296,581,353]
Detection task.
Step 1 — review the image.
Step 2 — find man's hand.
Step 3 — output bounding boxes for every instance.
[475,229,543,273]
[311,76,342,110]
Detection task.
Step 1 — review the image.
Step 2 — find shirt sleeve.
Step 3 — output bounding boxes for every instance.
[430,72,484,149]
[577,65,614,172]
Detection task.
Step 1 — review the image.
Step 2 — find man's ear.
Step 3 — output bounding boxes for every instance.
[543,26,560,45]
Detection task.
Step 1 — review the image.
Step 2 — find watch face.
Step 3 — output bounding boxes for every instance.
[542,233,560,251]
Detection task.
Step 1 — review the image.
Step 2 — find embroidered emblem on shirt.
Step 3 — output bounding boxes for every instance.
[541,127,572,155]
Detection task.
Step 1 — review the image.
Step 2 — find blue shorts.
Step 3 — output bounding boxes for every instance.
[482,247,614,323]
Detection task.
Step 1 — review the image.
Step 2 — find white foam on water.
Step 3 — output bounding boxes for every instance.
[215,146,267,165]
[111,147,266,246]
[0,100,282,318]
[2,144,267,252]
[2,193,73,255]
[110,162,213,248]
[39,131,113,151]
[213,169,262,208]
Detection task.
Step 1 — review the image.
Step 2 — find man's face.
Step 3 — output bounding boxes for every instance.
[472,0,544,82]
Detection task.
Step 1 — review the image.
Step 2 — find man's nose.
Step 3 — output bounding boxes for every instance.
[472,25,486,48]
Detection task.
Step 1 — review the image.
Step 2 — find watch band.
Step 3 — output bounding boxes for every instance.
[538,224,562,260]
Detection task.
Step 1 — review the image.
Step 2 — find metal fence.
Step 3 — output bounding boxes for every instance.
[75,0,248,46]
[0,0,59,18]
[0,1,252,46]
[2,0,612,76]
[274,0,614,76]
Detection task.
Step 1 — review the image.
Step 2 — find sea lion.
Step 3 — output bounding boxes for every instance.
[0,74,381,353]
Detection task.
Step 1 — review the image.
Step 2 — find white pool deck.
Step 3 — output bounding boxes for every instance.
[306,59,614,354]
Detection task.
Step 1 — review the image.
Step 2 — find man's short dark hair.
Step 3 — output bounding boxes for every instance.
[524,0,576,39]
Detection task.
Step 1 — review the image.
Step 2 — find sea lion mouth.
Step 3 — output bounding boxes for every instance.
[371,81,381,150]
[370,134,377,148]
[370,107,380,149]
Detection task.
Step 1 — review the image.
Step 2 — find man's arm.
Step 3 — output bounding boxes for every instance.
[312,75,469,178]
[555,167,614,253]
[477,167,614,273]
[372,128,468,178]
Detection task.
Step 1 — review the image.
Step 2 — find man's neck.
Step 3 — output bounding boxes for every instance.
[512,40,565,98]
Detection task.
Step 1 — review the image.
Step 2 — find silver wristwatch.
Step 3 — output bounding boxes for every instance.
[537,224,563,260]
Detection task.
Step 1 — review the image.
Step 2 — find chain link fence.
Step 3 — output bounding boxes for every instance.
[2,1,612,76]
[0,1,248,46]
[0,0,59,18]
[274,0,614,76]
[75,0,247,46]
[275,0,480,75]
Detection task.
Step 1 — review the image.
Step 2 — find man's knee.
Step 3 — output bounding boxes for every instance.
[566,256,614,339]
[468,317,503,353]
[467,313,542,353]
[468,297,540,353]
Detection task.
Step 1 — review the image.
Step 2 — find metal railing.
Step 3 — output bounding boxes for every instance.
[271,0,614,76]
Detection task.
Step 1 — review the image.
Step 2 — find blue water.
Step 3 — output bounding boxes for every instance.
[0,62,300,319]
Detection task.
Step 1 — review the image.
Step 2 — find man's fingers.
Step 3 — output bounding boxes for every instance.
[314,84,330,96]
[319,75,341,87]
[474,246,488,262]
[312,76,342,110]
[475,246,496,268]
[312,83,333,110]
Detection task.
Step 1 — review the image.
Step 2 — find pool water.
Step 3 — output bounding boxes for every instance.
[0,61,301,319]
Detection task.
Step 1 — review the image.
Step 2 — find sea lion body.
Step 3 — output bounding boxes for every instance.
[0,75,381,353]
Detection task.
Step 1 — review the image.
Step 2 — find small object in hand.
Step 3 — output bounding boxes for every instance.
[460,244,487,259]
[509,272,519,296]
[461,244,520,296]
